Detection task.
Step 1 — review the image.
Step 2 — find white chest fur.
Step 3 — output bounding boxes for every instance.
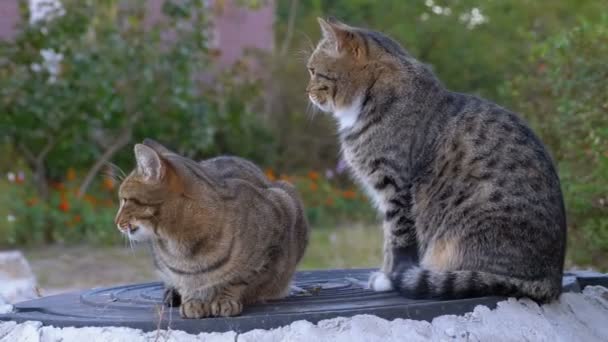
[333,97,362,131]
[342,147,387,212]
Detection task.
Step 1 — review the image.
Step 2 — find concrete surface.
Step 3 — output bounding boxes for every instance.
[1,285,607,341]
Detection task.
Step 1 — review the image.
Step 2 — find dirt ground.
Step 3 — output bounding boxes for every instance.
[23,244,157,296]
[20,225,384,296]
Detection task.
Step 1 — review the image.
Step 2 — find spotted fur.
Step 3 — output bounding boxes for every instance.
[307,18,566,302]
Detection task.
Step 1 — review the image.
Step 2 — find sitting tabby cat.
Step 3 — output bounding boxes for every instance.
[114,140,309,318]
[306,18,566,302]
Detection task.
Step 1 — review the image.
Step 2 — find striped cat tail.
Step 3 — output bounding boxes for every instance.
[389,266,560,303]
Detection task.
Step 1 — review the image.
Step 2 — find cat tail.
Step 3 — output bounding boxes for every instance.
[388,266,560,303]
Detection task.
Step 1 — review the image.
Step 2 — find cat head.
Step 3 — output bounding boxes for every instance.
[114,140,220,242]
[307,18,434,123]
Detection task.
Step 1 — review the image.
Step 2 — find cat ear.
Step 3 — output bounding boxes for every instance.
[318,17,336,40]
[317,17,364,59]
[142,138,173,155]
[134,144,165,183]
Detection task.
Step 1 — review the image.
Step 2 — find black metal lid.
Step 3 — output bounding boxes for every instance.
[1,268,606,334]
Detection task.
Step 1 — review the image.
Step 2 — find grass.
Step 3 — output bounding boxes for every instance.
[21,224,383,294]
[299,223,382,269]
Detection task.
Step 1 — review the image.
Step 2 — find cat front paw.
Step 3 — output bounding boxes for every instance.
[210,299,243,317]
[368,271,394,292]
[179,299,243,318]
[180,299,212,319]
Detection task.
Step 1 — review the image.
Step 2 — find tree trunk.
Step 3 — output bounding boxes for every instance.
[17,138,57,243]
[77,113,141,197]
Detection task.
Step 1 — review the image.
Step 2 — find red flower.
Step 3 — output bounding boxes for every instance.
[342,190,357,200]
[307,171,320,181]
[58,200,70,212]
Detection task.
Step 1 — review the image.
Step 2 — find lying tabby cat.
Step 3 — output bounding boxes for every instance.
[115,140,309,318]
[306,18,566,302]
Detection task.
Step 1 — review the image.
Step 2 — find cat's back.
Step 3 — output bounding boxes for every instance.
[440,93,562,193]
[202,155,271,188]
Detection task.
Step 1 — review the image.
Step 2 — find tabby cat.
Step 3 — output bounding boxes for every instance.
[115,140,309,318]
[306,18,566,302]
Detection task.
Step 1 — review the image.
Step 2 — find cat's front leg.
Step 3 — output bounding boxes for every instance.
[179,287,218,319]
[179,285,245,318]
[206,283,247,317]
[369,196,419,292]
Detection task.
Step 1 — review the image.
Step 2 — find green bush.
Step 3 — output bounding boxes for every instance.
[501,17,608,268]
[266,170,377,227]
[1,169,119,246]
[0,0,272,204]
[0,0,273,243]
[0,167,377,246]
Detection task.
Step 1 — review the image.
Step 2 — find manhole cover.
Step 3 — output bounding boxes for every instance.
[1,268,606,333]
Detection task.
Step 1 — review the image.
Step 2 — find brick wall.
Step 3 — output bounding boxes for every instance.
[0,0,274,67]
[0,1,20,40]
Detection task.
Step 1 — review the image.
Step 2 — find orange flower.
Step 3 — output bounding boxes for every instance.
[309,182,318,192]
[307,171,320,181]
[72,215,82,224]
[26,197,39,206]
[102,177,115,191]
[325,197,334,206]
[342,190,357,200]
[265,168,276,181]
[58,200,70,212]
[66,168,77,181]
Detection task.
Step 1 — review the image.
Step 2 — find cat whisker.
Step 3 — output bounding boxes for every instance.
[297,30,315,55]
[103,162,126,182]
[127,231,135,255]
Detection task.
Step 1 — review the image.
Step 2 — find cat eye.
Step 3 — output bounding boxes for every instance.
[122,197,148,206]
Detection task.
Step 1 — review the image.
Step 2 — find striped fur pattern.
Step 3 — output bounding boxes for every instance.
[307,18,566,302]
[115,140,309,318]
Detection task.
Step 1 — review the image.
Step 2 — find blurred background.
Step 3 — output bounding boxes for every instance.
[0,0,606,297]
